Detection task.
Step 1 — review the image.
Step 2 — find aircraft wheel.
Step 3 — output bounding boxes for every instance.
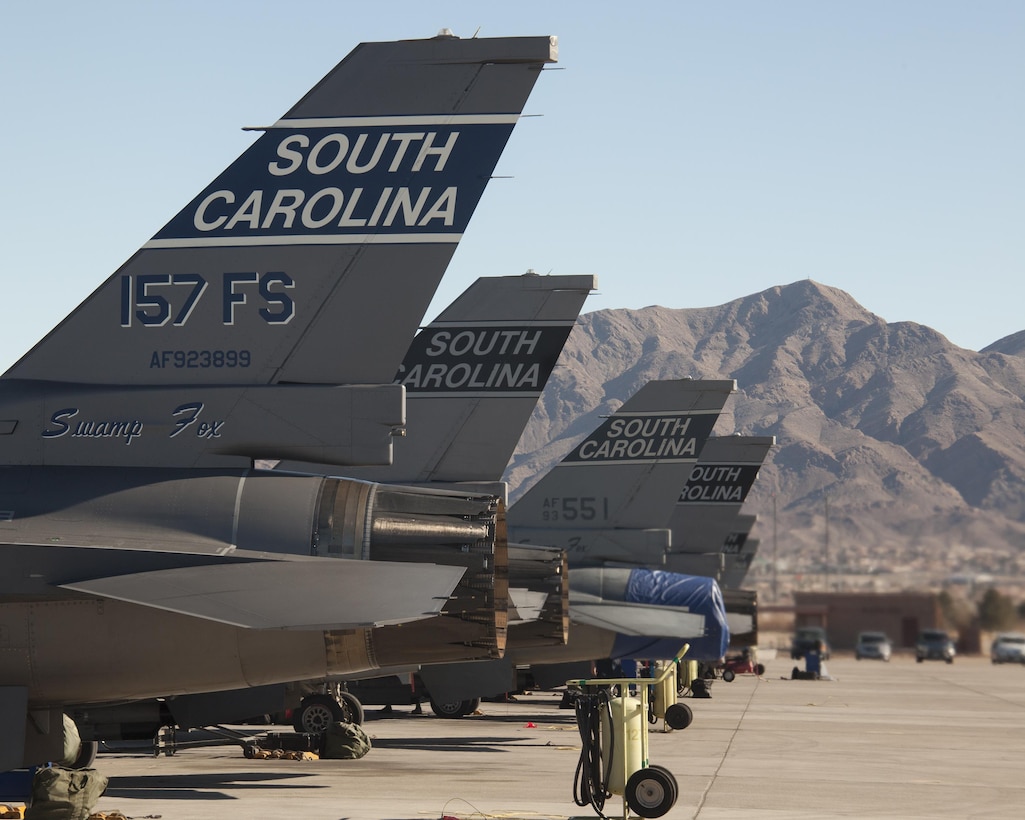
[293,694,343,734]
[722,669,736,683]
[665,702,693,731]
[625,766,678,818]
[67,740,99,769]
[338,691,365,725]
[430,698,479,718]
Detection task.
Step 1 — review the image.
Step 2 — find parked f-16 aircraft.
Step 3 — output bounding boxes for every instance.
[0,32,557,771]
[509,380,738,565]
[65,271,595,737]
[331,271,595,643]
[666,513,759,581]
[401,380,736,704]
[664,436,775,573]
[661,437,773,643]
[721,535,760,588]
[280,271,597,489]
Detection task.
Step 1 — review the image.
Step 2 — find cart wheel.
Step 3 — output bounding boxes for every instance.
[337,691,365,725]
[754,663,766,676]
[647,765,679,806]
[293,694,343,734]
[722,669,736,683]
[625,766,678,818]
[665,702,693,730]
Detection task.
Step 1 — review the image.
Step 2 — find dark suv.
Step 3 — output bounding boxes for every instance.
[790,626,831,660]
[915,629,955,663]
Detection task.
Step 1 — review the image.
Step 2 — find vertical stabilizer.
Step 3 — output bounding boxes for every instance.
[4,35,557,388]
[508,379,735,564]
[0,35,557,469]
[277,272,595,480]
[668,436,774,553]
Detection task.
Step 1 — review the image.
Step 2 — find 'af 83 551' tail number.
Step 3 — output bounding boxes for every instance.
[541,496,609,522]
[150,350,251,368]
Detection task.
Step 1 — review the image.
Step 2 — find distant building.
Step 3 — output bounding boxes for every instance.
[794,592,943,649]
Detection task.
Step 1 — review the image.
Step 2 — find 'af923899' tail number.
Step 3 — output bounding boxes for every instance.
[150,350,252,368]
[121,272,294,327]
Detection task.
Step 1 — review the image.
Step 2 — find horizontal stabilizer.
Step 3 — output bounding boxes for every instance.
[663,552,724,579]
[570,566,730,657]
[511,527,670,566]
[60,558,464,630]
[727,612,755,636]
[569,598,705,638]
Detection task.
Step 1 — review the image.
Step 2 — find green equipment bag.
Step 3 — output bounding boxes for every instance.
[320,721,372,759]
[25,765,108,820]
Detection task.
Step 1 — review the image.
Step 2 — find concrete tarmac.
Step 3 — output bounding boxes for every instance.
[78,655,1025,820]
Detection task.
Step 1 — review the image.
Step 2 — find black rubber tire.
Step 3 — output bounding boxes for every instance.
[647,765,679,807]
[722,669,736,683]
[293,694,344,734]
[665,702,693,731]
[430,698,480,718]
[754,663,766,676]
[67,740,99,769]
[625,766,678,818]
[338,691,365,726]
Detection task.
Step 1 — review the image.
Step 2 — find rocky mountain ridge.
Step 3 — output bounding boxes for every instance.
[503,280,1025,593]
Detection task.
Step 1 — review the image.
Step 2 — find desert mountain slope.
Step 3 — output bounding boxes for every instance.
[504,280,1025,583]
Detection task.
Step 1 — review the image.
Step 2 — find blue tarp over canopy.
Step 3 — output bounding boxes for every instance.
[610,568,729,661]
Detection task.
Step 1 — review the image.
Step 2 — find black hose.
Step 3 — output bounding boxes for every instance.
[572,686,614,818]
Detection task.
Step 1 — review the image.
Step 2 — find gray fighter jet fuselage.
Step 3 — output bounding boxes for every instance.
[0,32,558,771]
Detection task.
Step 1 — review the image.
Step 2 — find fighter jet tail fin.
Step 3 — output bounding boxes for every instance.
[0,35,556,468]
[508,380,735,560]
[278,272,595,478]
[4,35,558,389]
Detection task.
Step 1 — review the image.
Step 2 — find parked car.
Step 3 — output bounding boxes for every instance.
[790,626,831,660]
[915,629,955,663]
[990,632,1025,664]
[855,631,893,661]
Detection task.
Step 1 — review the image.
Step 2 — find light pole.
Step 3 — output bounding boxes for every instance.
[772,492,778,602]
[823,492,830,592]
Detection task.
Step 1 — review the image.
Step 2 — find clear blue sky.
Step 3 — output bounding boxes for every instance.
[1,1,1022,373]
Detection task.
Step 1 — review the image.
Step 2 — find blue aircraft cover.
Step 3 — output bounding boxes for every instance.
[609,569,730,661]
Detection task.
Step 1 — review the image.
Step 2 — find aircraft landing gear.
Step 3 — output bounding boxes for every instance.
[293,689,365,734]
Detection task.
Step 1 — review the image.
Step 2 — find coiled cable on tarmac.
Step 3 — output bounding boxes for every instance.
[573,686,614,819]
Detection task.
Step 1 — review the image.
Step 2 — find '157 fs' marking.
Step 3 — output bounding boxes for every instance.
[121,272,294,327]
